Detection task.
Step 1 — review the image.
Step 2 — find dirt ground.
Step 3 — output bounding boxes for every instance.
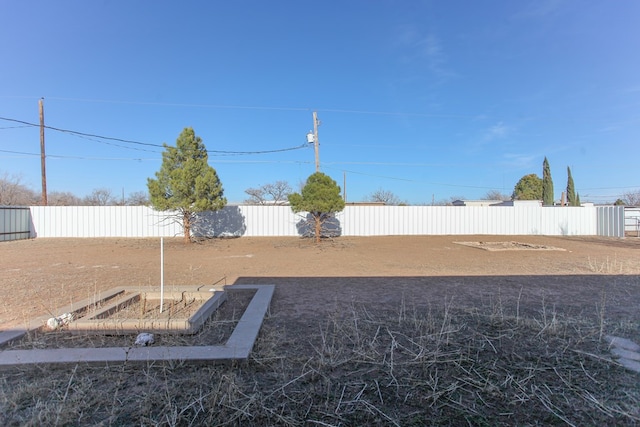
[1,235,639,333]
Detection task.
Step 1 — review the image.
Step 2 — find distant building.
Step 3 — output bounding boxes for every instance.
[451,200,543,207]
[451,199,504,207]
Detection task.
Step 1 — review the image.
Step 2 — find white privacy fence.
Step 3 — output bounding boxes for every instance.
[14,204,624,239]
[338,205,599,236]
[27,206,184,238]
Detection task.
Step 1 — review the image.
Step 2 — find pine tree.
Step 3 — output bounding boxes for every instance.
[566,166,577,206]
[148,127,226,243]
[288,172,345,243]
[542,157,554,206]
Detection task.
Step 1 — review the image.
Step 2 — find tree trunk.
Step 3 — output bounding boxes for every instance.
[314,214,321,244]
[183,211,191,244]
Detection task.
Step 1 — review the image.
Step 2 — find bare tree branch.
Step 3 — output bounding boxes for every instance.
[245,181,292,205]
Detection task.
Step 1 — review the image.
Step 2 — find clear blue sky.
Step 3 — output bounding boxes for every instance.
[1,1,639,205]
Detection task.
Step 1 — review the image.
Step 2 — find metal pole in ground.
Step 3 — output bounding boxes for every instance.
[160,237,164,313]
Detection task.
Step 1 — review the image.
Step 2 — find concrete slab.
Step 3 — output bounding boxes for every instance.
[0,285,274,366]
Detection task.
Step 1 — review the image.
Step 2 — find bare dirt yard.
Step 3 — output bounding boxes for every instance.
[1,235,640,426]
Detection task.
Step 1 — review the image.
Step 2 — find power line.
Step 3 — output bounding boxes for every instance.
[0,116,159,146]
[2,144,639,193]
[38,96,313,112]
[13,97,492,119]
[0,148,316,164]
[323,164,640,192]
[0,116,309,155]
[5,96,631,122]
[1,113,637,195]
[0,148,157,161]
[324,165,501,190]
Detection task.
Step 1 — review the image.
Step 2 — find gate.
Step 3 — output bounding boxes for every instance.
[625,207,640,237]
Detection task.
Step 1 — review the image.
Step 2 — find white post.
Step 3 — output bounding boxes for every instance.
[160,237,164,313]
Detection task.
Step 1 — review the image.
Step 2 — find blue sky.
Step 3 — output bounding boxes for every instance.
[1,0,639,205]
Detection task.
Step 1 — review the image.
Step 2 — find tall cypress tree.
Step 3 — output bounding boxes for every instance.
[566,166,577,206]
[542,157,554,206]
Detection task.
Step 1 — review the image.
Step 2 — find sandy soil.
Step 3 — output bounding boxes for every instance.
[1,235,639,333]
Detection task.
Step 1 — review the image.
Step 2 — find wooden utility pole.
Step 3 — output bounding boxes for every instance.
[39,98,47,205]
[312,111,320,172]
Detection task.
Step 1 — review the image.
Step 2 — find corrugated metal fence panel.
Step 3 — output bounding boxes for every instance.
[537,206,597,236]
[29,206,183,238]
[342,205,601,236]
[24,204,613,238]
[240,205,300,237]
[0,207,31,242]
[596,206,625,238]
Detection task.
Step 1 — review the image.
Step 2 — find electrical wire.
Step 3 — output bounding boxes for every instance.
[2,143,638,193]
[1,109,637,196]
[0,148,314,164]
[0,148,157,161]
[6,96,630,122]
[323,165,509,190]
[37,96,312,112]
[0,116,309,155]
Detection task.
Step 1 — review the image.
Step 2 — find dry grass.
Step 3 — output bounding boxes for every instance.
[1,292,639,426]
[587,256,626,274]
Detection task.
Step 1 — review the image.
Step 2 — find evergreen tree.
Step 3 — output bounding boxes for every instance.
[288,172,345,243]
[566,166,577,206]
[512,174,542,200]
[576,193,581,206]
[148,127,226,243]
[542,157,554,206]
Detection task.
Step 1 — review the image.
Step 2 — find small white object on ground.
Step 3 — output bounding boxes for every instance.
[46,317,61,330]
[135,333,155,346]
[45,312,75,330]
